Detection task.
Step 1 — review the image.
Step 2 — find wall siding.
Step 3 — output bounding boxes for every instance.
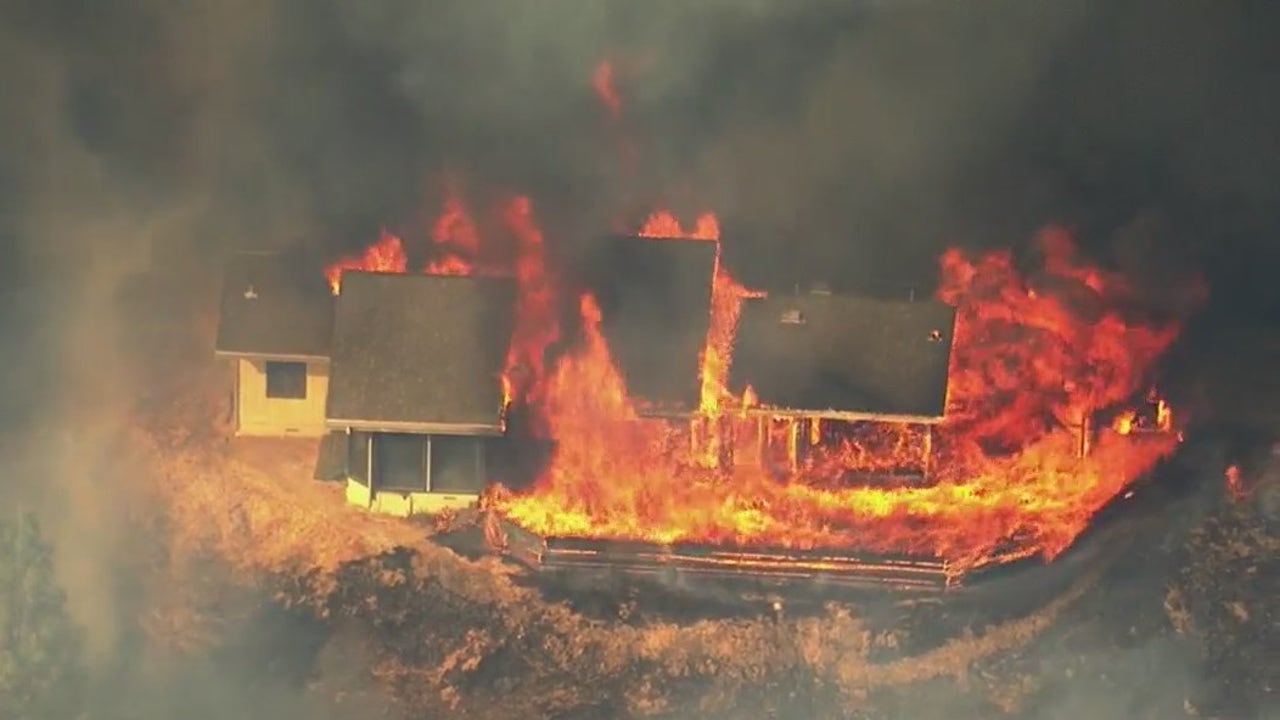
[236,358,329,436]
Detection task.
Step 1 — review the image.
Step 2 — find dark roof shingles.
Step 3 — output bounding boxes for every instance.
[215,252,334,358]
[729,294,956,420]
[325,271,515,432]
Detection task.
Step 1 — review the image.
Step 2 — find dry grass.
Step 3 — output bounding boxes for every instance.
[153,433,428,581]
[129,373,1099,717]
[60,234,1269,717]
[112,327,1100,716]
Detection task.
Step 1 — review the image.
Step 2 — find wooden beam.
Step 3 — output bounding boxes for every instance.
[922,423,933,479]
[326,419,506,437]
[741,407,946,425]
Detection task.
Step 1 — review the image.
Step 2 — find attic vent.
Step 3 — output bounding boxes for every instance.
[780,308,806,325]
[243,284,259,300]
[928,329,943,342]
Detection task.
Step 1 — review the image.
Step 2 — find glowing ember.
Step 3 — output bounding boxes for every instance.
[1225,465,1244,500]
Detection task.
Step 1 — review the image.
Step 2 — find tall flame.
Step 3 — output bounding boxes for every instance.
[635,209,764,466]
[318,61,1196,573]
[502,196,560,425]
[325,230,408,295]
[492,224,1188,572]
[424,190,481,276]
[322,192,558,425]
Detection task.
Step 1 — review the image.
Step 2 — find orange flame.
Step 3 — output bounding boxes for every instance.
[638,210,720,241]
[592,61,622,118]
[324,230,408,295]
[424,190,481,276]
[320,64,1196,573]
[493,226,1188,572]
[322,191,558,426]
[1112,410,1137,435]
[633,209,763,466]
[501,196,560,426]
[1224,464,1243,500]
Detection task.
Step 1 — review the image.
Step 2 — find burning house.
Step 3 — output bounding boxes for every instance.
[214,251,516,514]
[214,252,334,437]
[726,289,956,479]
[486,220,1186,590]
[323,271,515,515]
[575,234,720,417]
[214,204,1188,591]
[490,247,968,590]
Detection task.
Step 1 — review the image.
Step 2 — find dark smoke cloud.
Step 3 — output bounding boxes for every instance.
[1,0,1277,716]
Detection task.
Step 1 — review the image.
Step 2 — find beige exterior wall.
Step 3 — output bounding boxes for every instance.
[344,479,477,516]
[345,478,372,508]
[235,357,329,437]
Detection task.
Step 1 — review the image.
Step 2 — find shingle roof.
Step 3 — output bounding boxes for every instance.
[575,236,717,414]
[215,252,334,359]
[325,271,515,435]
[729,292,956,422]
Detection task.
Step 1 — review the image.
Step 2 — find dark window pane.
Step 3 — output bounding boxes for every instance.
[313,432,348,482]
[349,431,370,485]
[373,433,425,492]
[265,361,307,399]
[429,435,485,493]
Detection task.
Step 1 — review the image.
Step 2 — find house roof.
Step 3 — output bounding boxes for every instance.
[729,292,957,422]
[215,251,334,359]
[325,271,516,435]
[575,236,717,414]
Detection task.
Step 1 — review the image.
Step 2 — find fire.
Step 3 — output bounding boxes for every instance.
[324,230,407,295]
[319,62,1197,575]
[638,210,720,241]
[1111,389,1174,436]
[1155,398,1172,431]
[323,192,559,421]
[502,196,560,421]
[490,224,1189,572]
[1112,410,1137,435]
[634,209,763,465]
[592,60,622,118]
[424,190,481,276]
[323,202,1190,573]
[1224,465,1244,500]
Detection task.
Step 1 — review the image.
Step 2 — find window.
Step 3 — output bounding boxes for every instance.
[348,431,371,485]
[265,361,307,399]
[372,433,427,492]
[430,435,486,493]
